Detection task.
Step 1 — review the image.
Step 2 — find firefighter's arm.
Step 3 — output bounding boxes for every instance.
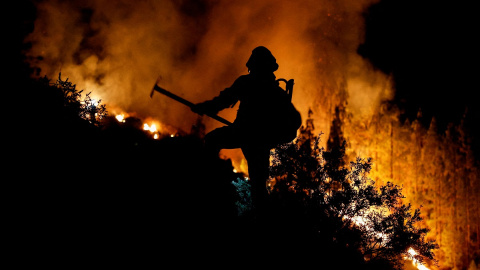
[192,77,243,115]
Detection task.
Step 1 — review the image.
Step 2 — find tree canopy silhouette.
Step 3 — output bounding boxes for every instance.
[265,113,438,269]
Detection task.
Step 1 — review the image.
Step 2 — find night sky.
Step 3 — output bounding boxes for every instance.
[359,0,478,131]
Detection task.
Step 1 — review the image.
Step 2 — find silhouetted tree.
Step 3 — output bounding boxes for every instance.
[269,118,438,269]
[53,73,107,126]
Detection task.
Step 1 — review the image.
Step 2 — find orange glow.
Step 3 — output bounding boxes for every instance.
[407,248,430,270]
[348,212,430,270]
[142,121,160,139]
[115,114,126,123]
[114,111,173,140]
[143,123,157,133]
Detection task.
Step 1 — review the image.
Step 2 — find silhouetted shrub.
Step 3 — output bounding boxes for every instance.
[267,123,438,269]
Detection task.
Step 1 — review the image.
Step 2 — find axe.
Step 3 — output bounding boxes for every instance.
[150,78,232,126]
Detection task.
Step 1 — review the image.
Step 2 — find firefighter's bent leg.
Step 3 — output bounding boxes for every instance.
[204,126,241,153]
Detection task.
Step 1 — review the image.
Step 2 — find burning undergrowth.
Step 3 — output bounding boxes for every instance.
[18,73,228,177]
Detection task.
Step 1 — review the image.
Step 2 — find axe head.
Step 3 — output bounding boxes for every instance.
[149,76,162,98]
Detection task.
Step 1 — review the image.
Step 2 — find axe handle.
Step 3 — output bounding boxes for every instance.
[151,84,232,126]
[151,84,195,108]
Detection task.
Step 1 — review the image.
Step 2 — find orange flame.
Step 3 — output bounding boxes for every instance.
[407,248,430,270]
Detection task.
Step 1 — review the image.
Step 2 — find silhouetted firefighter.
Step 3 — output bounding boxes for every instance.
[192,46,301,214]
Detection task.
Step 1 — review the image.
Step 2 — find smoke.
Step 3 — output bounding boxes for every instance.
[25,0,391,135]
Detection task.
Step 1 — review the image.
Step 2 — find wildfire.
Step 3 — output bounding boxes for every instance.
[143,123,157,133]
[143,122,160,139]
[114,113,176,140]
[24,1,480,268]
[407,248,430,270]
[348,213,430,270]
[115,114,126,123]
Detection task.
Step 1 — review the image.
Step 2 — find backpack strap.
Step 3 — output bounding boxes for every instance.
[276,78,294,101]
